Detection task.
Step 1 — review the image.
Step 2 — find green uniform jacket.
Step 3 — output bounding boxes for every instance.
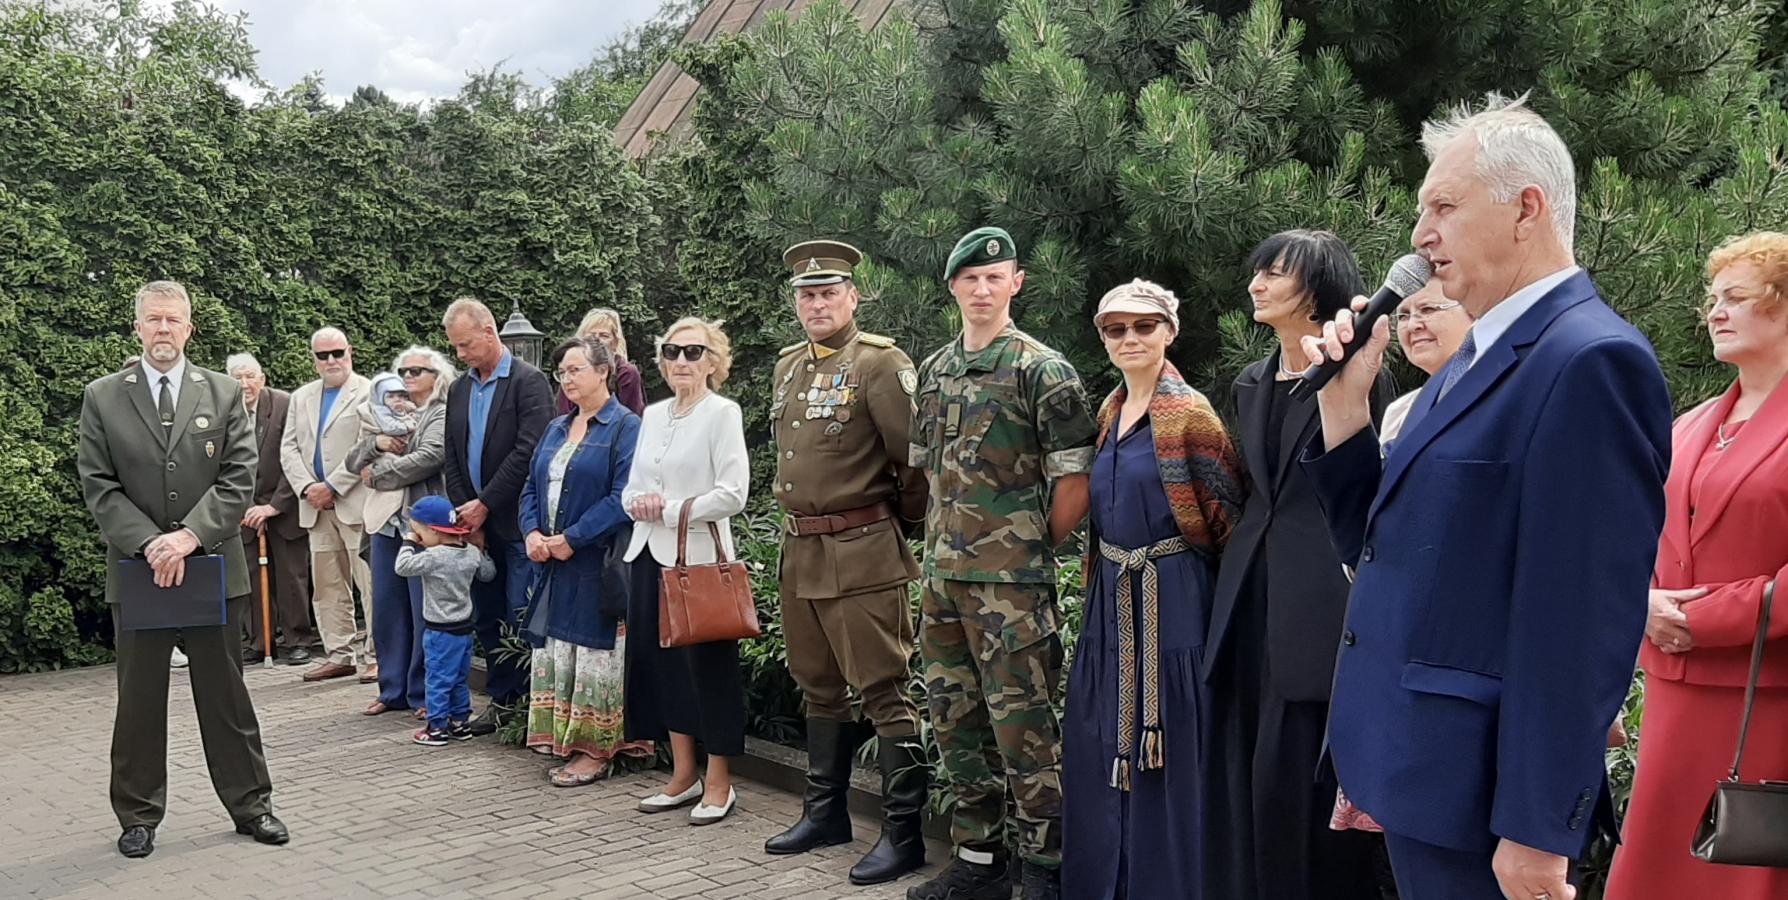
[78,361,258,603]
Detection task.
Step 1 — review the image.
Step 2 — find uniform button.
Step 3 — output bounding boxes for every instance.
[784,483,793,492]
[805,364,815,372]
[1342,630,1357,646]
[792,421,801,429]
[784,450,794,459]
[165,461,176,471]
[1360,546,1375,563]
[168,491,179,501]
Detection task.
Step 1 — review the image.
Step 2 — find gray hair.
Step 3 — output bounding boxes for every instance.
[442,297,496,330]
[133,280,191,320]
[310,326,349,349]
[390,345,457,406]
[225,352,262,376]
[1421,92,1576,252]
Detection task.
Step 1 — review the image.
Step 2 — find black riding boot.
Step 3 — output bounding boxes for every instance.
[849,732,929,885]
[765,717,856,854]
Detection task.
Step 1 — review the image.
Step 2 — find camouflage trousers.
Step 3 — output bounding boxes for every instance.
[919,577,1064,867]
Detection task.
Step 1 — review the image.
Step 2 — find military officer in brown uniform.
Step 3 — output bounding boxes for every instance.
[764,240,930,886]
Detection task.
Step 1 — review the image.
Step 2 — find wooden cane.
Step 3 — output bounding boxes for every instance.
[258,529,274,669]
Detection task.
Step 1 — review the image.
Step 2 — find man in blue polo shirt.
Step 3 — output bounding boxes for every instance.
[441,298,553,732]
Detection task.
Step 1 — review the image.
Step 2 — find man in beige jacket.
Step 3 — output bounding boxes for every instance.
[281,327,373,682]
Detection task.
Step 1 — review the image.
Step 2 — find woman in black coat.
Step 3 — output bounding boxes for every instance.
[1208,229,1397,900]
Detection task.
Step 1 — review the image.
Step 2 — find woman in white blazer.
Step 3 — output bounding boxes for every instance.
[622,316,750,826]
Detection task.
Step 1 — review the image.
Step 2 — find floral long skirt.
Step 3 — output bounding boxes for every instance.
[526,632,655,766]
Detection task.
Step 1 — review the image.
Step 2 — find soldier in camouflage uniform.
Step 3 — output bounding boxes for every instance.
[905,227,1097,900]
[763,240,931,887]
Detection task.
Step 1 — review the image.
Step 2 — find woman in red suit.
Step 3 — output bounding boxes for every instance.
[1605,231,1788,900]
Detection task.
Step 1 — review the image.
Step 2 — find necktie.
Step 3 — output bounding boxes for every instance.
[157,375,174,432]
[1433,330,1478,403]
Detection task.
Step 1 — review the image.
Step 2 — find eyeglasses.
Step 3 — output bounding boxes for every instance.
[660,343,709,362]
[1391,301,1463,327]
[1098,319,1169,341]
[396,366,434,378]
[313,348,348,360]
[555,363,592,381]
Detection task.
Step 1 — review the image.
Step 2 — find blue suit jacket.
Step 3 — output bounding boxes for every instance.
[1303,271,1671,857]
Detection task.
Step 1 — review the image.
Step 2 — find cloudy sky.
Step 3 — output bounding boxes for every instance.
[148,0,666,104]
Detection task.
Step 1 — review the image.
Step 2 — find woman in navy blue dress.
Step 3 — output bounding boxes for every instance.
[1063,280,1247,899]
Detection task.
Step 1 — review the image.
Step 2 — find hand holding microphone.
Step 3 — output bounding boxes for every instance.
[1294,253,1432,448]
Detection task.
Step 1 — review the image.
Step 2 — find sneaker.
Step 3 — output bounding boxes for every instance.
[905,855,1011,900]
[412,727,451,747]
[449,720,475,741]
[464,705,508,736]
[169,648,189,669]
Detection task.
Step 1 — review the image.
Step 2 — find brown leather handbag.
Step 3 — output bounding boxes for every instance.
[1691,579,1788,867]
[658,498,760,648]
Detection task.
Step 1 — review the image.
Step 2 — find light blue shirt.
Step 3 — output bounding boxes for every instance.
[466,350,513,490]
[1465,266,1580,369]
[313,385,341,482]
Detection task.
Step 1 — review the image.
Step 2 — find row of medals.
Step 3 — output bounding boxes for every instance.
[799,368,857,434]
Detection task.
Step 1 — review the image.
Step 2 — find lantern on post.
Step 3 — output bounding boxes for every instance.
[498,300,546,368]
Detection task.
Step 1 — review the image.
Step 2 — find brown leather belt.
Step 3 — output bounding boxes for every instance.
[785,502,892,537]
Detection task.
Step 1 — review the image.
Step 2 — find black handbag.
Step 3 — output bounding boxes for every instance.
[1690,579,1788,867]
[597,534,630,618]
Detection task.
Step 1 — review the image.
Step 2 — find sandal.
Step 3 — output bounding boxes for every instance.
[413,708,427,720]
[550,765,602,787]
[363,700,390,716]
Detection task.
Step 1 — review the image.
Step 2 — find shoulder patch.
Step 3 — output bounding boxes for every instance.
[778,341,806,358]
[857,332,896,348]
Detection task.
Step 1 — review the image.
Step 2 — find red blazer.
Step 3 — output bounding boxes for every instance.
[1645,381,1788,688]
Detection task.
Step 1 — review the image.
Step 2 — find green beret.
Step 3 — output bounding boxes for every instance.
[944,226,1017,280]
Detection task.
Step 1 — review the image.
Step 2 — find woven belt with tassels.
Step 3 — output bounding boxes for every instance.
[1098,534,1190,791]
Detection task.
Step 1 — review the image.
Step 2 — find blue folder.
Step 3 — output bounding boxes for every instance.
[115,555,228,630]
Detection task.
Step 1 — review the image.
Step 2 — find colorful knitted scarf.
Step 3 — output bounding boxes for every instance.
[1088,360,1245,790]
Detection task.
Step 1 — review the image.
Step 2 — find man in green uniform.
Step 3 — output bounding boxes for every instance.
[765,240,931,886]
[905,228,1096,900]
[77,280,288,859]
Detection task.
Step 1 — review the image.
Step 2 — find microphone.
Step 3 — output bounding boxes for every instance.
[1288,253,1433,399]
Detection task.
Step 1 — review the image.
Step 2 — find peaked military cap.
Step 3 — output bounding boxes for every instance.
[784,240,863,287]
[944,226,1017,280]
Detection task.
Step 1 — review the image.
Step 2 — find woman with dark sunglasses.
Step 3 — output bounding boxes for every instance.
[1062,280,1247,899]
[620,316,750,825]
[1208,229,1397,900]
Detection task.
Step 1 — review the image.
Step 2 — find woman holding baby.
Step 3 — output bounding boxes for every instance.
[348,346,459,717]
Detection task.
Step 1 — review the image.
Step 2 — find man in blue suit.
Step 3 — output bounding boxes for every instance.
[1299,95,1672,899]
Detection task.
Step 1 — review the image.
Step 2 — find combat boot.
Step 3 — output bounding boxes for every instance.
[1018,861,1060,900]
[848,733,929,884]
[904,852,1010,900]
[765,718,856,854]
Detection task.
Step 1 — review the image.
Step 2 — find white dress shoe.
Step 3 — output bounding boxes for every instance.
[170,648,189,668]
[689,786,736,826]
[637,779,703,813]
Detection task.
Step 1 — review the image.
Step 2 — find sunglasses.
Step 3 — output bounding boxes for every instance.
[397,366,434,378]
[1098,319,1168,341]
[313,348,348,361]
[660,343,709,362]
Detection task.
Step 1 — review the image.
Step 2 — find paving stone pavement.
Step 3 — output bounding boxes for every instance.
[0,662,945,899]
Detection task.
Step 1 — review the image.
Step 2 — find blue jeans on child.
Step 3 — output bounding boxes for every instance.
[422,628,473,732]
